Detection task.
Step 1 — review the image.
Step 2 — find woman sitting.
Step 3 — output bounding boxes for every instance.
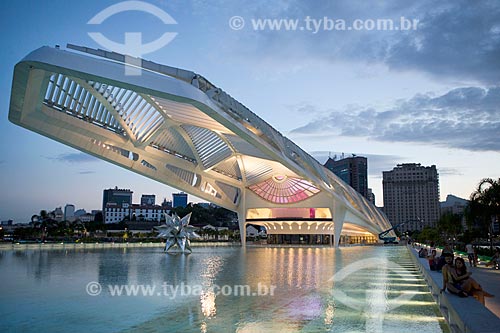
[452,257,494,305]
[441,254,468,297]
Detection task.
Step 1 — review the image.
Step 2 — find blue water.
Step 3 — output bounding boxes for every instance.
[0,246,447,332]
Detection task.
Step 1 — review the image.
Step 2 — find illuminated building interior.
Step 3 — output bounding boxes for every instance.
[8,44,394,246]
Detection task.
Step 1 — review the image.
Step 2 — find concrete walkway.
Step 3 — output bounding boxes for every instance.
[414,244,500,317]
[409,245,500,333]
[463,260,500,317]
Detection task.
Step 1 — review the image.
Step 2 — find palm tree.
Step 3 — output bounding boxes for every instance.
[466,178,500,254]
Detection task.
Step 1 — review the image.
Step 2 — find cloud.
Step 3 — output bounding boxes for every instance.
[291,86,500,152]
[438,168,463,176]
[46,153,100,164]
[78,171,96,174]
[385,1,500,84]
[224,0,500,84]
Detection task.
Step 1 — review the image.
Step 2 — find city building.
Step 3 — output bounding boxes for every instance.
[79,213,95,223]
[104,202,128,224]
[440,194,468,230]
[74,209,87,217]
[383,163,440,232]
[173,192,188,208]
[102,186,133,213]
[9,45,392,246]
[324,155,368,198]
[141,194,156,206]
[64,204,75,222]
[367,188,376,205]
[52,207,64,222]
[129,204,165,222]
[104,202,166,224]
[161,198,173,210]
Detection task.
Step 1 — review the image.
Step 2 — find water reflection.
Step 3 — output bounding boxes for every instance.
[0,246,447,333]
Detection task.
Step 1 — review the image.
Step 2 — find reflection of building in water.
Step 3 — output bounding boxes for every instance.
[97,249,129,286]
[200,290,216,318]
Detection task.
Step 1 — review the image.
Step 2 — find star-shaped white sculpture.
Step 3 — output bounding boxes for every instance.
[154,213,199,253]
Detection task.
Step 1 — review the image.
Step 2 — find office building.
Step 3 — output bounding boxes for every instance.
[367,188,375,205]
[141,194,156,206]
[102,186,133,213]
[173,192,188,208]
[104,202,166,224]
[324,156,368,198]
[383,163,440,232]
[64,204,75,222]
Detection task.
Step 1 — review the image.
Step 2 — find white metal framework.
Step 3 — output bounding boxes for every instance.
[8,44,393,246]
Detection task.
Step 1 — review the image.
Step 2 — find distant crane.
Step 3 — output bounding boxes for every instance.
[379,219,422,244]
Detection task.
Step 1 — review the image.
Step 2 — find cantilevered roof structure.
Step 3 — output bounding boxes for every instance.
[8,44,393,246]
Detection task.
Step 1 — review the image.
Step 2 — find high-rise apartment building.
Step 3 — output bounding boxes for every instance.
[382,163,440,232]
[324,156,368,198]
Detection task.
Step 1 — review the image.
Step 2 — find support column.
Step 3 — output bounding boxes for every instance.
[237,210,246,246]
[333,201,347,248]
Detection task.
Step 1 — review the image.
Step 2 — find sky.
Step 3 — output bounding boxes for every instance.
[0,0,499,223]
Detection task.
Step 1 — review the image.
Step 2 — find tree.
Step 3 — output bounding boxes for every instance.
[466,178,500,254]
[438,212,463,249]
[40,210,48,220]
[94,212,103,223]
[416,227,440,244]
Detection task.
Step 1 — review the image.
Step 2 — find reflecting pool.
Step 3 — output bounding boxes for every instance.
[0,246,448,332]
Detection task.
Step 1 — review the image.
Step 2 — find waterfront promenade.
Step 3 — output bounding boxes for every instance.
[0,241,237,251]
[409,245,500,333]
[414,244,500,317]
